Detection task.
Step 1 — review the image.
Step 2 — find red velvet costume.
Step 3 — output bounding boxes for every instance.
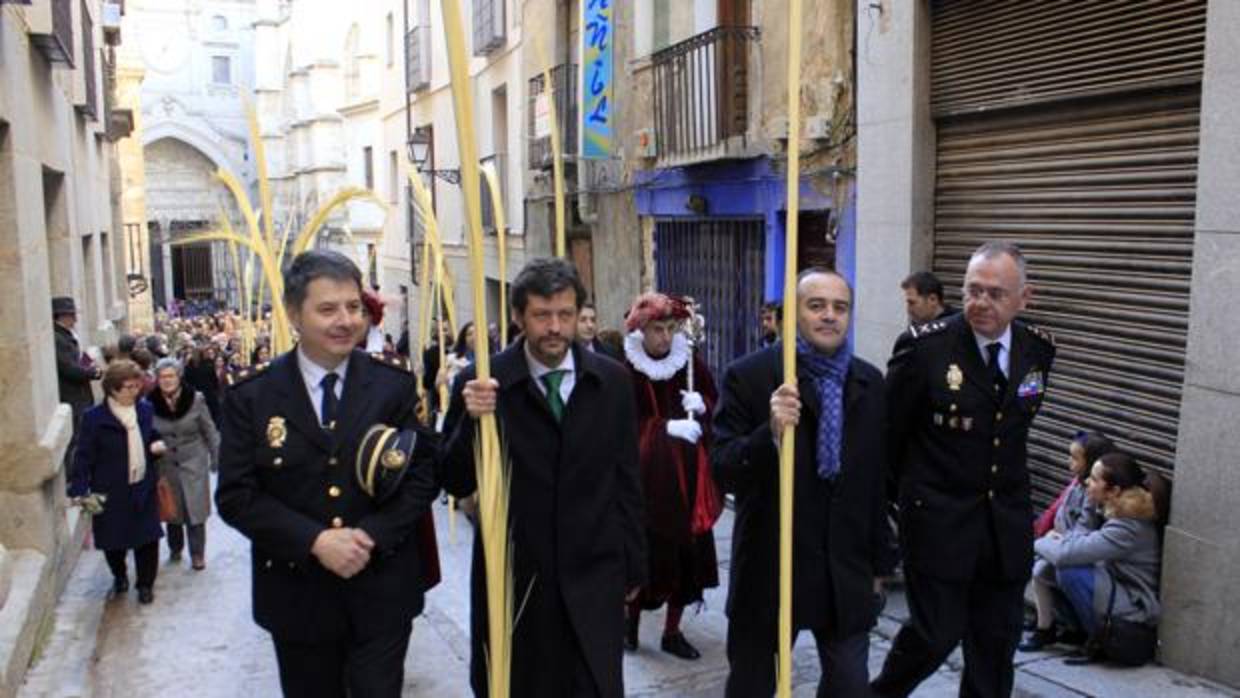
[625,333,720,608]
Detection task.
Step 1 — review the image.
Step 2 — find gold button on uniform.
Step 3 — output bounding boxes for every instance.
[991,464,999,474]
[987,490,995,500]
[993,438,1001,447]
[328,457,339,466]
[328,486,342,498]
[331,517,344,528]
[995,412,1003,421]
[273,457,283,466]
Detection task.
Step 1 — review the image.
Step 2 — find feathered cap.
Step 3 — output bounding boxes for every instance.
[625,292,691,333]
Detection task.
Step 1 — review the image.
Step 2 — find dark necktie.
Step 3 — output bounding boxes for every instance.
[541,370,566,422]
[320,372,340,429]
[986,342,1007,395]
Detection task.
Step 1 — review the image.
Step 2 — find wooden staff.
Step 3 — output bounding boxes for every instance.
[777,1,804,696]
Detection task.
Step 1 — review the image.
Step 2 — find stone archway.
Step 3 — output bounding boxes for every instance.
[142,137,235,311]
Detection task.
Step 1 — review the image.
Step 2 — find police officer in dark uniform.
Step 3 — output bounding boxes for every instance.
[217,250,439,698]
[872,242,1056,698]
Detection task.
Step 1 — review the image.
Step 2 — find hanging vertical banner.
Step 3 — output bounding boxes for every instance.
[581,0,614,158]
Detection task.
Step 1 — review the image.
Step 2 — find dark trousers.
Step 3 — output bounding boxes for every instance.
[871,570,1025,698]
[272,628,411,698]
[166,523,206,557]
[104,540,159,589]
[724,619,871,698]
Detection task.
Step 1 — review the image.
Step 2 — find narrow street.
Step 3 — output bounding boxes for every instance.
[17,485,1237,698]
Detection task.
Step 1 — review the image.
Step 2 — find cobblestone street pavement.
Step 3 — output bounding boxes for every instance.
[18,485,1240,698]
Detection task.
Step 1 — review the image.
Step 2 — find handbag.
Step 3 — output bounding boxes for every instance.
[156,476,179,523]
[1095,574,1158,666]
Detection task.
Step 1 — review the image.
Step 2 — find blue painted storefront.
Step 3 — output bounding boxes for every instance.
[633,157,856,303]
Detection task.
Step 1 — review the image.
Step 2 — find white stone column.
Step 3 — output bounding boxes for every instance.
[1157,0,1240,689]
[852,0,936,367]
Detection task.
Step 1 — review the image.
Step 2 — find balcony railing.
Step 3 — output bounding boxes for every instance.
[405,25,430,92]
[652,26,759,161]
[480,153,507,234]
[29,0,75,66]
[527,63,577,170]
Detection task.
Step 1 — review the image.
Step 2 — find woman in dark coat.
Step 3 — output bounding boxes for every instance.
[69,359,167,604]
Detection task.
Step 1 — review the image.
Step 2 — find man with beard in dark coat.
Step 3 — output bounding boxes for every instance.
[441,257,646,698]
[53,296,101,479]
[712,268,887,697]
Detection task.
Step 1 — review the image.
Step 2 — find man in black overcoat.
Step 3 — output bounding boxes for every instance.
[711,269,887,697]
[440,257,646,698]
[53,296,101,480]
[872,242,1056,698]
[217,250,439,698]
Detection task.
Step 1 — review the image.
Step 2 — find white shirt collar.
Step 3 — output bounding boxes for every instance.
[524,340,574,380]
[297,346,350,392]
[973,325,1012,372]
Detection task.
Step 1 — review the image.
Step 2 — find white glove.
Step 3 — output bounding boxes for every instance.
[666,419,703,445]
[680,390,706,417]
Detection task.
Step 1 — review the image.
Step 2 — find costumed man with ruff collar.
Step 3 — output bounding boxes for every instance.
[621,292,722,660]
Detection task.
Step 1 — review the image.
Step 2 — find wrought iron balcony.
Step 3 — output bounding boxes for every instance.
[405,25,430,92]
[652,26,759,163]
[527,64,578,170]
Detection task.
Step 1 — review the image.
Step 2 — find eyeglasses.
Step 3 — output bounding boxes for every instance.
[961,284,1013,303]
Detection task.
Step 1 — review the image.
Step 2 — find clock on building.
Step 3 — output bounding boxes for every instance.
[140,21,191,74]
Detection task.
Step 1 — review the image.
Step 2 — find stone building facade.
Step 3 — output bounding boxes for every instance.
[0,1,132,695]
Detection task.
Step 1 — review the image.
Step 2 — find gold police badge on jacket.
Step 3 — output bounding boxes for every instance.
[266,416,287,449]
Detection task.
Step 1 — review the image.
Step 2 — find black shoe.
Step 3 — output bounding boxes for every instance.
[660,632,701,660]
[624,614,639,652]
[1058,628,1088,646]
[111,577,129,595]
[137,587,154,605]
[168,549,183,563]
[1018,627,1058,652]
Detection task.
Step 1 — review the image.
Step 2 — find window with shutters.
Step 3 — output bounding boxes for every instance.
[473,0,505,55]
[363,146,374,189]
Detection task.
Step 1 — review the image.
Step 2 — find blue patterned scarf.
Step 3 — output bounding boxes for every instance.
[796,335,852,480]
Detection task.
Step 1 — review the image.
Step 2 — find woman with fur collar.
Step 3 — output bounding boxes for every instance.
[151,357,220,570]
[1032,452,1169,665]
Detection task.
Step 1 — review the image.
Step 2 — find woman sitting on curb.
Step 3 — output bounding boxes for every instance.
[1020,431,1115,651]
[1032,452,1169,666]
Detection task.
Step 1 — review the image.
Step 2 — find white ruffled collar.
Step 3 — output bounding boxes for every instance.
[624,330,691,381]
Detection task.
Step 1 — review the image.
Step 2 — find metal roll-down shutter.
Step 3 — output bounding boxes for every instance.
[929,0,1207,504]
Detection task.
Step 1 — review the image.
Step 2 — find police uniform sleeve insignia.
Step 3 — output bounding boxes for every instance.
[1026,323,1056,348]
[909,320,947,340]
[369,352,413,373]
[356,424,417,502]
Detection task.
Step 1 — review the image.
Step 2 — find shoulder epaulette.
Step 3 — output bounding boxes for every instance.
[224,361,270,388]
[1025,323,1056,348]
[370,352,413,374]
[908,319,950,340]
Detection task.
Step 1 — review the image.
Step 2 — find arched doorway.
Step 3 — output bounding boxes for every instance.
[143,137,234,313]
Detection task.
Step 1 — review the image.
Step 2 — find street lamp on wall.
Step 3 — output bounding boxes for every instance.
[407,125,461,185]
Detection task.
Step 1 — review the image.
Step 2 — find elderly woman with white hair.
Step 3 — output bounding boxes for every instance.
[151,356,220,569]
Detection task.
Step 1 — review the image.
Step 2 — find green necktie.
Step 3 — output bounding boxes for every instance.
[541,370,567,422]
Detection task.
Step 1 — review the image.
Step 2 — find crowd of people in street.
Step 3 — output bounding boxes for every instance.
[50,240,1171,697]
